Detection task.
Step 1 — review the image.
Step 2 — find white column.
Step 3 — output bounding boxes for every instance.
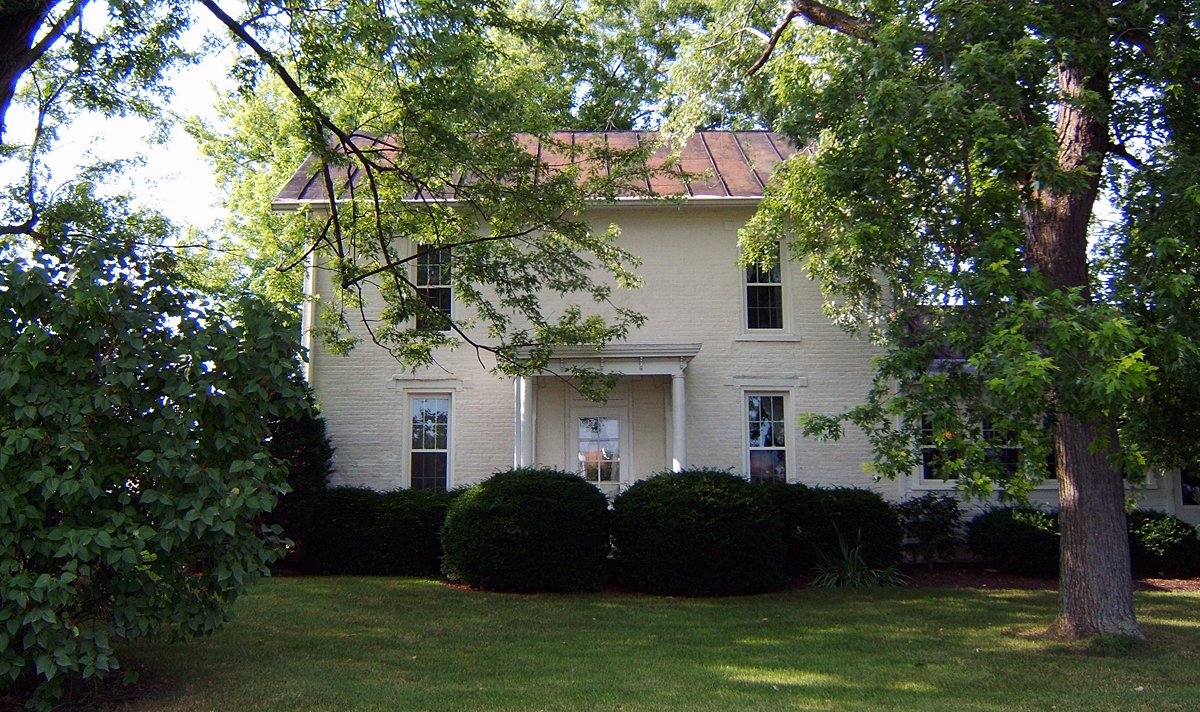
[671,373,686,472]
[517,376,534,467]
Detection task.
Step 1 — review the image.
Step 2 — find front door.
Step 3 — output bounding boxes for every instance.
[572,409,629,496]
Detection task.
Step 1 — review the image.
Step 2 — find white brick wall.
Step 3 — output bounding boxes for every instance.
[303,201,1191,521]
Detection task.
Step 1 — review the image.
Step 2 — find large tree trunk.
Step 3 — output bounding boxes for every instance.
[1048,416,1141,638]
[0,0,61,142]
[1023,58,1144,640]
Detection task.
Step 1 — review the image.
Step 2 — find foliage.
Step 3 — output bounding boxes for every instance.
[264,398,334,570]
[1127,510,1200,579]
[894,493,965,564]
[440,469,611,592]
[760,482,903,575]
[0,224,306,704]
[967,507,1061,579]
[809,534,908,588]
[611,470,784,596]
[306,487,457,577]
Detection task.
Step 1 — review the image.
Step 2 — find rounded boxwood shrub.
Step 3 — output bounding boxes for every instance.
[308,487,457,575]
[440,468,611,592]
[1128,510,1200,578]
[967,507,1060,578]
[760,483,904,575]
[612,470,784,596]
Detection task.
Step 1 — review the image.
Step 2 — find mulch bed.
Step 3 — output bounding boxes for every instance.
[899,560,1200,593]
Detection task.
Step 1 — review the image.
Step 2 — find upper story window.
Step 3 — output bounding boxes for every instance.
[745,245,783,330]
[415,247,451,330]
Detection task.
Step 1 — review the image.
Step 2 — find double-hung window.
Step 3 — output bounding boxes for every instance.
[415,247,451,330]
[747,394,787,483]
[1182,467,1200,507]
[410,396,450,491]
[745,246,783,330]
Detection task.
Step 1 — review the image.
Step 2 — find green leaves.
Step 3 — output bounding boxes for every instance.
[0,234,304,702]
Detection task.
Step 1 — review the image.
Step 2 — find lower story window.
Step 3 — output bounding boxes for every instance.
[747,394,786,483]
[1182,468,1200,506]
[411,396,449,491]
[578,417,619,482]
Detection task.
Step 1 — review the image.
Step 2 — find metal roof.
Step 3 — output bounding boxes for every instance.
[271,130,796,210]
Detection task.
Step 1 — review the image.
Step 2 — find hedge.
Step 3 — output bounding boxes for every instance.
[1128,510,1200,578]
[760,483,904,574]
[307,487,456,575]
[440,469,611,592]
[612,470,785,596]
[966,507,1060,578]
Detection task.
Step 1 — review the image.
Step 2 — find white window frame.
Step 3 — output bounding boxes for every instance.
[742,390,791,483]
[740,242,789,336]
[405,392,454,491]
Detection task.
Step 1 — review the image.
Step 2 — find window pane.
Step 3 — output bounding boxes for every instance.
[412,397,449,450]
[747,285,783,329]
[411,452,447,492]
[749,450,786,483]
[747,396,785,448]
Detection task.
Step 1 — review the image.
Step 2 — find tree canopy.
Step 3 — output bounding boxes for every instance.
[670,0,1200,639]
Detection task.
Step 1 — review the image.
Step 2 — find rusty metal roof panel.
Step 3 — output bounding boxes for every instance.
[272,130,796,207]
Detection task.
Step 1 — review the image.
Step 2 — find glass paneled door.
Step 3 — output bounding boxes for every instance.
[577,415,623,495]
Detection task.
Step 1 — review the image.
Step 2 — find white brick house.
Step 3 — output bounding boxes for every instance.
[273,130,1199,524]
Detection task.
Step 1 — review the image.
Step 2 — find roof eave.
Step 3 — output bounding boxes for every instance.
[269,194,764,214]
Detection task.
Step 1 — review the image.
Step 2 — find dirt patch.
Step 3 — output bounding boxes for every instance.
[899,561,1200,592]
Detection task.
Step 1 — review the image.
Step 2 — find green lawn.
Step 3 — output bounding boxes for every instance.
[119,577,1200,712]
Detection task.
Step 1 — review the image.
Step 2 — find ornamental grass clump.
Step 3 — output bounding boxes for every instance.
[612,470,784,596]
[440,469,610,592]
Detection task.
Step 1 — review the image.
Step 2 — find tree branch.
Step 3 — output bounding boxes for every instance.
[746,0,876,77]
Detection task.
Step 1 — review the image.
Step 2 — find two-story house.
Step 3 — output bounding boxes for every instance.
[272,130,1200,525]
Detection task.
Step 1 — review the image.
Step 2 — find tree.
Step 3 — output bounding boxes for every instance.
[0,191,308,704]
[669,0,1200,639]
[0,1,685,699]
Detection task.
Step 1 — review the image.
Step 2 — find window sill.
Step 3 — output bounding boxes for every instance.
[735,333,802,343]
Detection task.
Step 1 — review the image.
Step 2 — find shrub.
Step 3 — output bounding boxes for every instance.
[308,487,456,576]
[265,404,334,570]
[967,507,1060,578]
[612,470,784,596]
[440,469,610,592]
[893,493,964,563]
[0,238,305,704]
[760,483,904,575]
[1128,510,1200,578]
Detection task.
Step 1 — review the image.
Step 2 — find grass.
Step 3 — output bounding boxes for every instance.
[118,577,1200,712]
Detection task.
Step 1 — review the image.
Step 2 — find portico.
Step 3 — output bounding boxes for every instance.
[513,344,700,491]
